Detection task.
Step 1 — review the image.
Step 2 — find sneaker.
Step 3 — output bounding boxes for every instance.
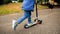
[12,20,18,30]
[24,22,37,29]
[26,23,34,27]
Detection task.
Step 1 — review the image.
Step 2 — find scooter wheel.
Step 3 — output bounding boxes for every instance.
[38,20,42,24]
[24,24,30,29]
[34,19,38,22]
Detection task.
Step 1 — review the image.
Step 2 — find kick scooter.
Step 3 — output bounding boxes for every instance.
[24,0,42,29]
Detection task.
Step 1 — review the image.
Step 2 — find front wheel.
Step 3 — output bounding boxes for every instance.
[38,20,42,24]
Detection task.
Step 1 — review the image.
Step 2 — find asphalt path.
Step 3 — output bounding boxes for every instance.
[0,8,60,34]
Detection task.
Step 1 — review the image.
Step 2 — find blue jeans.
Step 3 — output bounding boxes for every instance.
[17,10,32,24]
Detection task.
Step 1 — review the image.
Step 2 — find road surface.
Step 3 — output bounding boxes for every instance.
[0,8,60,34]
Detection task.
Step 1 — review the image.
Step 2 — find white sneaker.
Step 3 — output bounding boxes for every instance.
[12,20,18,30]
[27,23,34,26]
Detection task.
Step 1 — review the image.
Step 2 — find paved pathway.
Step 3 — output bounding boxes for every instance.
[0,8,60,34]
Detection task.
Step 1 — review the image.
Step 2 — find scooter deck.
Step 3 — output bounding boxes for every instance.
[24,20,42,29]
[24,23,38,29]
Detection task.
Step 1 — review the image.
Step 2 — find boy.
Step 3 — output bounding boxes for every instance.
[12,0,35,30]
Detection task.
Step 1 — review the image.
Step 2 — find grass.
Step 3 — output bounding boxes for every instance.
[0,2,48,16]
[0,2,23,15]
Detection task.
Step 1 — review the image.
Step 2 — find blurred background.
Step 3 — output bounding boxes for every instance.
[0,0,60,5]
[0,0,60,15]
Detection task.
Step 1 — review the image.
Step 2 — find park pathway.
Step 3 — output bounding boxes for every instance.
[0,8,60,34]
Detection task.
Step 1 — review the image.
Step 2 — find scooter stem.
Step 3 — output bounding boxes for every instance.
[35,0,38,19]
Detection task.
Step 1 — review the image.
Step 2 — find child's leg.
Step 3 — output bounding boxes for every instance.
[17,10,30,24]
[27,11,32,24]
[12,10,32,30]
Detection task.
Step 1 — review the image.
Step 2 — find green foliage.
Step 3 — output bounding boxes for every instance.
[3,0,11,4]
[19,0,23,2]
[11,0,23,2]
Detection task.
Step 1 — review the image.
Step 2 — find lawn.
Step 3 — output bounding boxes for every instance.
[0,2,48,16]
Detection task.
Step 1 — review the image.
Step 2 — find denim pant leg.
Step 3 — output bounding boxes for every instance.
[17,11,29,24]
[27,11,32,24]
